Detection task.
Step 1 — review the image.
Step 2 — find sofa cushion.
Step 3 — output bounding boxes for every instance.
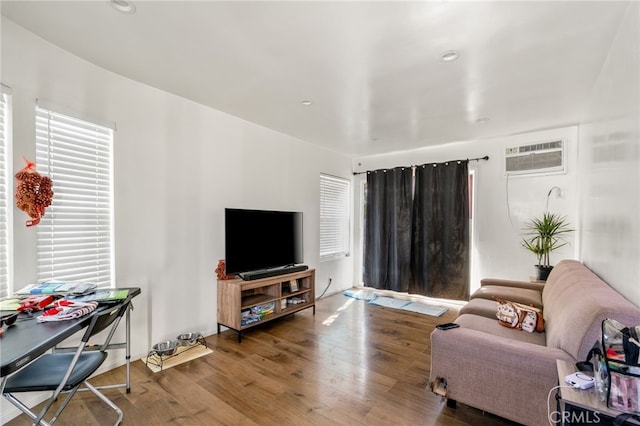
[470,285,543,309]
[459,298,499,319]
[456,314,546,346]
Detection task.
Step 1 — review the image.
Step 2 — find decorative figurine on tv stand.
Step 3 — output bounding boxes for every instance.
[215,259,235,280]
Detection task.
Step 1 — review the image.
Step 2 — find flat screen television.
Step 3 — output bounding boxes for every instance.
[224,208,304,277]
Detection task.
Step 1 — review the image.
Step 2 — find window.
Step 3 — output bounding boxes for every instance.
[35,105,114,288]
[320,174,350,261]
[0,86,12,298]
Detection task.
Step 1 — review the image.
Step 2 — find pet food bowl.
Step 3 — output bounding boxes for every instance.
[153,340,180,356]
[176,332,202,346]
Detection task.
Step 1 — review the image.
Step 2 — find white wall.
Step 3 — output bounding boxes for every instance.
[1,17,355,421]
[578,2,640,304]
[353,127,579,293]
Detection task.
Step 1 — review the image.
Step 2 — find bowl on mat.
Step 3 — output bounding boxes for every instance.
[176,332,202,346]
[153,340,180,356]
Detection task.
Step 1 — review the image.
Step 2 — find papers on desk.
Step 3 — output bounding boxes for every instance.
[15,281,97,296]
[0,298,20,311]
[10,282,128,311]
[67,289,129,304]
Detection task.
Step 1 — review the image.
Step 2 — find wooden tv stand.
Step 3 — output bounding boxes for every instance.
[217,269,315,342]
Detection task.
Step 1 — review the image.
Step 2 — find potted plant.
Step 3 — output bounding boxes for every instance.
[521,212,573,281]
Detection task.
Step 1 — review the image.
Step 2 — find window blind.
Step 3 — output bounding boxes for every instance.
[0,88,11,298]
[35,106,114,288]
[320,174,350,260]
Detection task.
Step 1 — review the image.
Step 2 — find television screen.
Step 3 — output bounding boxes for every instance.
[224,208,303,275]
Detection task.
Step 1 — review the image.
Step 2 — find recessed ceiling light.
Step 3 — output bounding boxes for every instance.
[301,100,312,106]
[439,50,459,62]
[110,0,136,14]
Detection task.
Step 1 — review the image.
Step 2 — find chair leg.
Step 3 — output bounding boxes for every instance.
[48,388,80,424]
[3,392,54,426]
[5,382,121,426]
[83,381,123,425]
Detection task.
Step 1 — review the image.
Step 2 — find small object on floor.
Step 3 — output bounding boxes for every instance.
[145,332,210,372]
[176,331,205,347]
[431,377,448,397]
[153,340,180,356]
[143,344,213,373]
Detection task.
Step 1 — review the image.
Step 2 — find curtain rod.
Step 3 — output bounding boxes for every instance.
[352,155,489,175]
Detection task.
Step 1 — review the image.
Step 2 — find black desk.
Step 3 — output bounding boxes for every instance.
[0,287,140,391]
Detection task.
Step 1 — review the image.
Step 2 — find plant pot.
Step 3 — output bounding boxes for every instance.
[535,265,553,282]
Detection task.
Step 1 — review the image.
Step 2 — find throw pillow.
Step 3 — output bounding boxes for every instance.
[496,299,544,333]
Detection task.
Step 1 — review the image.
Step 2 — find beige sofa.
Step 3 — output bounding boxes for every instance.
[430,260,640,425]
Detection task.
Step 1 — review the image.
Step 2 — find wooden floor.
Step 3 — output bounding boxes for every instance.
[6,292,520,425]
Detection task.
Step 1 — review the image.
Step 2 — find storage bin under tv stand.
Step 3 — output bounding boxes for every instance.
[217,269,315,342]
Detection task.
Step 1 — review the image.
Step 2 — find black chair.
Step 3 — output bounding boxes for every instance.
[2,300,131,425]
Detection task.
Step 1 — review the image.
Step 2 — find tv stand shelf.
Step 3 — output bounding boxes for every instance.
[217,269,315,342]
[241,293,274,307]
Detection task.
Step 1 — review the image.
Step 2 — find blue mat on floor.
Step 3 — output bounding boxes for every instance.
[343,291,448,317]
[343,289,377,301]
[368,296,410,309]
[401,301,448,317]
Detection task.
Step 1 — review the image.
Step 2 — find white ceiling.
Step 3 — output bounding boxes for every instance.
[1,1,629,157]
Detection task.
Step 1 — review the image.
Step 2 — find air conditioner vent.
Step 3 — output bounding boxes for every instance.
[505,139,565,176]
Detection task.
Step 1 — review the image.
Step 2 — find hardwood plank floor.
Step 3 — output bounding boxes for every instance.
[5,292,520,425]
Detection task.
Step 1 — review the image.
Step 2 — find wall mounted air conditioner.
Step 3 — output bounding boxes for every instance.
[504,139,566,176]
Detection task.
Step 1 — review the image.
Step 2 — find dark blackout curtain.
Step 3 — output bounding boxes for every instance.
[363,167,413,292]
[410,161,470,300]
